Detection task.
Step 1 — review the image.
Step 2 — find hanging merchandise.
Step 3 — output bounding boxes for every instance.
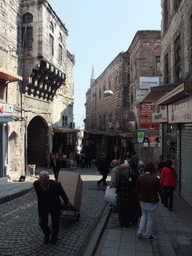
[137,132,145,143]
[143,137,149,147]
[149,137,155,147]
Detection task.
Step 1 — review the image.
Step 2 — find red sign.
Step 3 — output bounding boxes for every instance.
[140,104,153,117]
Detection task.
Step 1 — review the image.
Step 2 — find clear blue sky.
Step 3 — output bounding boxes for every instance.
[48,0,162,127]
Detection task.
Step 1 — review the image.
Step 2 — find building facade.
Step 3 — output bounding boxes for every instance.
[143,0,192,207]
[0,0,75,181]
[85,31,162,163]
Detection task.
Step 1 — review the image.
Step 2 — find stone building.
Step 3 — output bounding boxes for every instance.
[128,30,162,162]
[85,31,162,162]
[143,0,192,207]
[0,0,75,181]
[85,52,131,161]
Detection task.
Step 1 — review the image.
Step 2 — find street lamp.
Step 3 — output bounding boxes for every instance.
[103,90,114,97]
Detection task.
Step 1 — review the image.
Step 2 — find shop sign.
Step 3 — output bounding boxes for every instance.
[168,97,192,123]
[136,90,149,102]
[152,105,167,122]
[140,103,159,130]
[0,103,13,123]
[139,77,160,89]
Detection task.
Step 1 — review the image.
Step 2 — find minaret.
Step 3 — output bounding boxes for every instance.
[90,65,95,86]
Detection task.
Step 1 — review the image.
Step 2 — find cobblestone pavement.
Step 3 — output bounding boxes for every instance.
[0,166,110,256]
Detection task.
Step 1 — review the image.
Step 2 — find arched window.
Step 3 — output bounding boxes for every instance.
[49,21,54,33]
[22,13,33,49]
[22,13,33,24]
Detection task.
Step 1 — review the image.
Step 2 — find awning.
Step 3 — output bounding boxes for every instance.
[84,130,119,136]
[118,132,137,138]
[54,128,80,133]
[141,84,179,103]
[157,82,192,105]
[0,68,22,82]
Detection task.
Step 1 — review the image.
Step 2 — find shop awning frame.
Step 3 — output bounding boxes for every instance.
[157,82,192,105]
[0,68,22,82]
[141,84,179,103]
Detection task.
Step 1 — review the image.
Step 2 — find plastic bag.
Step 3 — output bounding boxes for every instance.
[104,186,117,206]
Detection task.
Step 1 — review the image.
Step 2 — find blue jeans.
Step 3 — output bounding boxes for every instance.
[138,208,156,238]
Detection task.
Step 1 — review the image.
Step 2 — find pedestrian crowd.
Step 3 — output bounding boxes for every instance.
[34,150,178,245]
[96,151,178,241]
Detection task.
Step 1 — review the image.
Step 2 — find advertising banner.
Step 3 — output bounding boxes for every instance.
[140,104,159,130]
[139,77,160,89]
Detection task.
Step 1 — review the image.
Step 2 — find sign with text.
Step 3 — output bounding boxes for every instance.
[168,97,192,123]
[140,103,159,130]
[139,77,160,89]
[136,90,149,102]
[0,103,13,123]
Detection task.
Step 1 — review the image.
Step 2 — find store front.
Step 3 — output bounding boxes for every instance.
[53,128,79,167]
[0,69,22,181]
[157,83,192,206]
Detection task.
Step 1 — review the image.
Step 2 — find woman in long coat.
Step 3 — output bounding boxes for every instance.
[116,163,141,227]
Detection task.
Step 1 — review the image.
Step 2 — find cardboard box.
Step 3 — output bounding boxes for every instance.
[58,171,83,211]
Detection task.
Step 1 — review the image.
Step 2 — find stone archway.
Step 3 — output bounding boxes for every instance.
[27,116,48,167]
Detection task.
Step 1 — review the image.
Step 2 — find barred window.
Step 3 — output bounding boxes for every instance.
[22,26,33,49]
[175,35,182,81]
[163,0,169,32]
[164,54,169,84]
[59,32,62,43]
[49,34,54,55]
[58,44,62,62]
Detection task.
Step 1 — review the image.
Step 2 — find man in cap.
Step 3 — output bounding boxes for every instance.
[34,171,69,244]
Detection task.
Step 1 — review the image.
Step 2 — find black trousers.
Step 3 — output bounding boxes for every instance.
[53,168,60,181]
[39,212,60,239]
[98,173,108,185]
[163,185,175,209]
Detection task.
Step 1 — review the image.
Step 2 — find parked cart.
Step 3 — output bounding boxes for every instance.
[58,171,83,221]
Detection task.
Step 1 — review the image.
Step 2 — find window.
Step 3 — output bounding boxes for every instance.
[58,44,62,62]
[175,35,182,81]
[22,13,33,24]
[103,85,105,93]
[164,54,169,84]
[99,89,101,99]
[22,13,33,50]
[62,116,68,127]
[49,34,54,56]
[109,81,111,90]
[163,0,169,32]
[49,21,54,33]
[115,76,118,90]
[156,56,160,75]
[59,32,62,43]
[22,26,33,49]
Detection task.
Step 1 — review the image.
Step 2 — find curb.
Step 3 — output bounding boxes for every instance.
[83,204,112,256]
[0,186,34,205]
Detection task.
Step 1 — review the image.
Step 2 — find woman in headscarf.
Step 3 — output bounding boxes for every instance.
[116,162,141,227]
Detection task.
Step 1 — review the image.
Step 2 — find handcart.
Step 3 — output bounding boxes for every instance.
[58,171,83,221]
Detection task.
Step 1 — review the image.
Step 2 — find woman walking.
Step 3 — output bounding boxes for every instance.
[160,160,178,211]
[135,162,164,240]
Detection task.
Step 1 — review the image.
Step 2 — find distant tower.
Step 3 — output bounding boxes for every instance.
[90,65,95,86]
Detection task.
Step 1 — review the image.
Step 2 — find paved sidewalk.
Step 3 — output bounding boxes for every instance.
[92,192,192,256]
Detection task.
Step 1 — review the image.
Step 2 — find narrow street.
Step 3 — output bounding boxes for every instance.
[0,166,109,256]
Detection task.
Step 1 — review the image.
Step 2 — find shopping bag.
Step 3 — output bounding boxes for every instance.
[104,186,117,206]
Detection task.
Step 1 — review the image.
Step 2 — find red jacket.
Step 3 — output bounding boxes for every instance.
[160,167,178,186]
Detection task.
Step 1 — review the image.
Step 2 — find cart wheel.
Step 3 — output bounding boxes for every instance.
[76,213,80,221]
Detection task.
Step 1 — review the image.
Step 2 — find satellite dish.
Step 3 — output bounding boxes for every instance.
[103,90,114,97]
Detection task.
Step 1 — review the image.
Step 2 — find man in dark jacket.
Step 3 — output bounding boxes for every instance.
[50,153,61,181]
[34,171,69,244]
[96,152,110,186]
